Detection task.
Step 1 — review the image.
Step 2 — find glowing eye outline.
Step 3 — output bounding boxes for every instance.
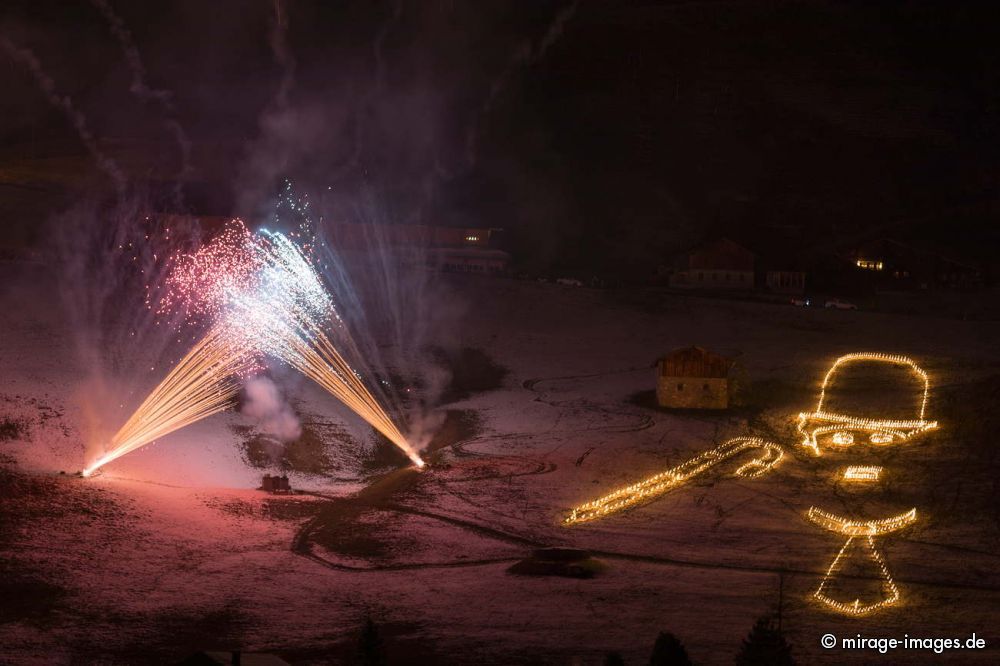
[831,431,855,446]
[870,432,894,444]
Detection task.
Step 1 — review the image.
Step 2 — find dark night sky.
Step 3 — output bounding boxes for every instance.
[2,1,999,271]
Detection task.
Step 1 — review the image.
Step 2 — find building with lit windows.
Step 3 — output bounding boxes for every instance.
[851,238,983,290]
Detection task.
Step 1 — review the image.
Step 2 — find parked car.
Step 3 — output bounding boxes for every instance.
[556,278,583,287]
[790,297,811,307]
[824,298,858,310]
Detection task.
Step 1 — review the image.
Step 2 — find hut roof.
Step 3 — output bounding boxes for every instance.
[658,346,735,378]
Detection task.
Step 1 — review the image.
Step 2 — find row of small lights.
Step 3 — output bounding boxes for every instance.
[842,465,882,481]
[798,352,937,454]
[807,507,917,537]
[808,508,917,614]
[812,535,901,615]
[803,353,935,614]
[564,351,935,617]
[563,437,783,526]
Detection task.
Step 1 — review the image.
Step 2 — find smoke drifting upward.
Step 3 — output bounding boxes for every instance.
[241,376,302,443]
[89,0,171,105]
[236,0,300,217]
[465,0,579,168]
[268,0,296,110]
[89,0,192,203]
[0,36,126,198]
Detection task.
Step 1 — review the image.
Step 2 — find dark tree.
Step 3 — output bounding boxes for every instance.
[604,650,625,666]
[735,616,795,666]
[358,616,385,666]
[649,632,692,666]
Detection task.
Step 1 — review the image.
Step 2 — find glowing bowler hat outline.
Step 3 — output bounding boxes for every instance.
[797,352,938,455]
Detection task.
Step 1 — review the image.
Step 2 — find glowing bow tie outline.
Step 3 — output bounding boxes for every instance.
[806,507,917,615]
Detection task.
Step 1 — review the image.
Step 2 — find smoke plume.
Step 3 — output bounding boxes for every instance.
[241,376,302,442]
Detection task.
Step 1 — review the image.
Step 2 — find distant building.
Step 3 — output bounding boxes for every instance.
[429,247,511,274]
[851,238,983,290]
[746,229,807,294]
[324,223,511,275]
[764,269,806,294]
[669,238,755,290]
[326,223,502,250]
[656,346,736,410]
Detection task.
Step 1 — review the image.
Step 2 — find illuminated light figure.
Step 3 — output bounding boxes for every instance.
[807,508,917,615]
[807,507,916,536]
[563,350,939,616]
[563,437,783,526]
[832,431,855,446]
[797,352,937,455]
[799,353,937,615]
[842,465,882,481]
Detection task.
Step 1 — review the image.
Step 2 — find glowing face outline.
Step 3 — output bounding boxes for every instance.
[797,352,938,455]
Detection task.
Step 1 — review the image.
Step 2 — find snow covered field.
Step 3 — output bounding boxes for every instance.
[2,265,999,664]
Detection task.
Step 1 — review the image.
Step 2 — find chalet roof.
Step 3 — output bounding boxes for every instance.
[658,346,735,378]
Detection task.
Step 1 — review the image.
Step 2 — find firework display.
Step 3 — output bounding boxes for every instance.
[85,217,422,476]
[82,324,256,477]
[223,229,424,467]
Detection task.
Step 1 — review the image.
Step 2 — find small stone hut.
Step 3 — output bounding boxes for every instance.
[656,346,736,409]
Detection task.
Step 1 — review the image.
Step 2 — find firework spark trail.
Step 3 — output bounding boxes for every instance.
[226,230,424,467]
[84,221,261,476]
[82,325,257,476]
